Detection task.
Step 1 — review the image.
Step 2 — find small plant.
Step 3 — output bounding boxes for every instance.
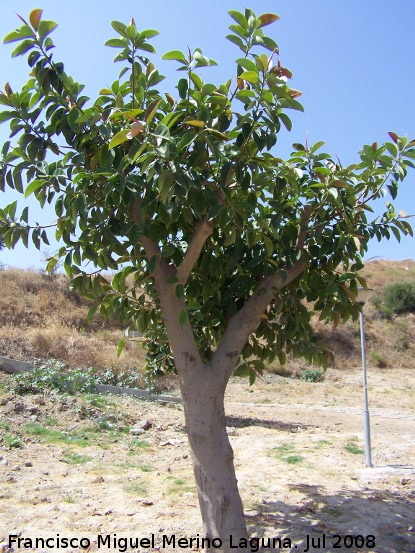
[95,365,145,389]
[300,369,324,382]
[383,281,415,315]
[6,359,98,395]
[63,450,92,464]
[344,439,364,455]
[63,492,78,503]
[123,481,147,495]
[371,352,388,368]
[166,476,195,495]
[269,443,305,464]
[370,295,394,319]
[97,418,114,431]
[4,435,22,449]
[128,439,150,454]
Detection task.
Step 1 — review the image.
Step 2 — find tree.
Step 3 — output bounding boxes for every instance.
[0,7,414,550]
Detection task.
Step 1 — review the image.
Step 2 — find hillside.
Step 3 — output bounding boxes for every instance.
[0,261,414,552]
[0,260,414,380]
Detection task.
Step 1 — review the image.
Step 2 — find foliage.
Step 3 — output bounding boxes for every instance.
[300,368,324,382]
[6,358,166,396]
[6,359,98,395]
[96,364,145,388]
[383,281,415,315]
[0,7,413,382]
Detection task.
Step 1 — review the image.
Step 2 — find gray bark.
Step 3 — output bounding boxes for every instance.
[179,362,249,552]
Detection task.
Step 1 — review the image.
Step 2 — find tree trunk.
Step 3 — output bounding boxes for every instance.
[179,364,249,553]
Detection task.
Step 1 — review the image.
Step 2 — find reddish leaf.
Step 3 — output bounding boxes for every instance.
[288,88,302,99]
[14,12,29,26]
[258,13,280,27]
[388,131,398,144]
[4,82,12,97]
[127,121,146,139]
[165,93,175,107]
[29,9,43,31]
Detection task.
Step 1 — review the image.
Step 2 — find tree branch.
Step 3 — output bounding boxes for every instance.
[296,204,313,249]
[176,217,214,284]
[212,204,313,379]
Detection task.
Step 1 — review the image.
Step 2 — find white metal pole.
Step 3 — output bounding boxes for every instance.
[359,309,373,468]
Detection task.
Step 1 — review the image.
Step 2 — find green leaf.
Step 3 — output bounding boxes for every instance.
[162,50,187,63]
[175,284,184,299]
[24,179,44,198]
[109,129,131,149]
[177,78,188,100]
[117,338,126,358]
[279,113,292,131]
[37,20,58,40]
[11,39,35,58]
[140,29,159,39]
[310,141,325,153]
[178,309,188,326]
[226,34,245,50]
[239,71,259,85]
[111,21,128,39]
[228,10,248,28]
[105,38,127,48]
[87,305,97,325]
[264,235,273,257]
[190,73,203,90]
[236,58,258,72]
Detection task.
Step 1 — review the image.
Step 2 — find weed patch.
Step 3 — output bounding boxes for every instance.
[269,443,305,464]
[63,450,92,464]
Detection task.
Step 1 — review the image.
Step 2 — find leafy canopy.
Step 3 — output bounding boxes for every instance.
[0,8,414,380]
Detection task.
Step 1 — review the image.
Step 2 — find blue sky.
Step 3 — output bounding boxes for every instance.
[0,0,414,269]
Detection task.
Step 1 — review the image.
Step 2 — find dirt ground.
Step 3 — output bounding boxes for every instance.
[0,366,414,553]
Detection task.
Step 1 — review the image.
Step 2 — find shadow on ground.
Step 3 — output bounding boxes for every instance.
[226,415,315,432]
[247,484,415,553]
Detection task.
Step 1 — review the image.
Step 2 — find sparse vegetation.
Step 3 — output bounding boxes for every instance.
[300,369,324,383]
[371,352,389,369]
[344,439,365,455]
[63,450,92,464]
[383,281,415,315]
[269,443,305,465]
[0,267,147,370]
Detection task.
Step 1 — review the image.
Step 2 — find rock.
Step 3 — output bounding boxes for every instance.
[92,476,105,484]
[0,398,8,406]
[160,439,183,447]
[14,403,25,413]
[226,426,236,435]
[138,419,152,430]
[24,461,33,467]
[130,419,152,434]
[129,428,145,436]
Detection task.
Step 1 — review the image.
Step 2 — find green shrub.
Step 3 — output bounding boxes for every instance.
[300,368,324,382]
[6,359,98,395]
[383,281,415,315]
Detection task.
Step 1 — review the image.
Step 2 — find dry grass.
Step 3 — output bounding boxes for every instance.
[0,267,147,370]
